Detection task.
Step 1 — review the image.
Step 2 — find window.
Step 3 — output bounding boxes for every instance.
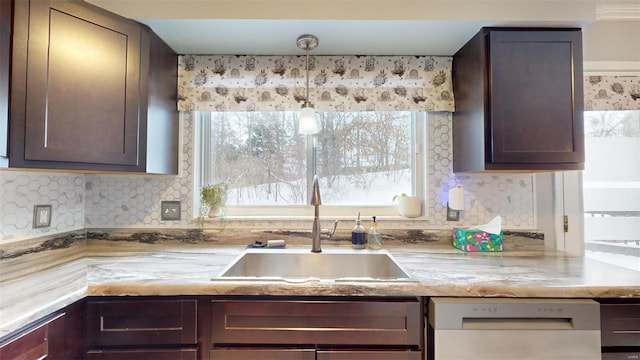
[195,111,427,217]
[583,110,640,271]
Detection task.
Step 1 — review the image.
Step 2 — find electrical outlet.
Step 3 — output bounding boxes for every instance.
[33,204,52,228]
[161,201,181,221]
[446,206,460,221]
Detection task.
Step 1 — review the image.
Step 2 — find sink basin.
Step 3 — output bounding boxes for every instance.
[217,248,415,282]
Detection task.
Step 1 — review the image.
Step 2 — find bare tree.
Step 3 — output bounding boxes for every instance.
[586,111,640,137]
[207,110,413,205]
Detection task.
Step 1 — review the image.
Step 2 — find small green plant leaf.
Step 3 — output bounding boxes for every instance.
[392,193,408,202]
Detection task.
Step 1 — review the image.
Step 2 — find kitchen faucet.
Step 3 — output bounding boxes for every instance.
[311,175,322,253]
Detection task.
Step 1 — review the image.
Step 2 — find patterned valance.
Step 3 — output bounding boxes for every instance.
[584,75,640,110]
[177,55,454,112]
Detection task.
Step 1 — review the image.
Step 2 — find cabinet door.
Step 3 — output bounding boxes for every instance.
[210,348,315,360]
[488,30,584,165]
[21,0,142,167]
[317,350,422,360]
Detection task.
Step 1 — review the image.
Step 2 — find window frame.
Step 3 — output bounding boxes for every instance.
[193,111,428,219]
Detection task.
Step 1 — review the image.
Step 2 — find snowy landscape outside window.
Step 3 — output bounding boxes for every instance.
[196,111,426,217]
[583,110,640,271]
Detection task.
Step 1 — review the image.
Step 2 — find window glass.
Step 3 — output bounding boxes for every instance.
[314,112,413,205]
[205,111,307,205]
[583,110,640,271]
[198,111,422,215]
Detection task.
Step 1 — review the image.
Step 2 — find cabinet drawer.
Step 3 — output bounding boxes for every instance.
[87,348,197,360]
[0,313,64,360]
[211,299,421,346]
[0,324,47,360]
[317,350,422,360]
[601,303,640,347]
[87,299,197,346]
[210,348,315,360]
[602,353,640,360]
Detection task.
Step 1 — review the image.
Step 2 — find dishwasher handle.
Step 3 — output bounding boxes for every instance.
[462,317,574,330]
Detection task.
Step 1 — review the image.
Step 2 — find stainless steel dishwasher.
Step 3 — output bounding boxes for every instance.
[427,298,601,360]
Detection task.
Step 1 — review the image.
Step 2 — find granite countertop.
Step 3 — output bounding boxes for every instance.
[2,230,639,339]
[84,243,640,299]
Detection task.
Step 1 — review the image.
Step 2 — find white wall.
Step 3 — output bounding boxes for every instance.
[583,20,640,63]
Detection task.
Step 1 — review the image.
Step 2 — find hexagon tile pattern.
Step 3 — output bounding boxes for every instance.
[0,171,85,242]
[85,113,195,227]
[427,113,534,228]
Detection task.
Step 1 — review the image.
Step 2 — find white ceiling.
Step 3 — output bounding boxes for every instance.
[136,19,494,55]
[85,0,631,56]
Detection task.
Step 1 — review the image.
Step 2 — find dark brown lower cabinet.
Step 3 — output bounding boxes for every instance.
[3,296,424,359]
[86,297,198,359]
[0,300,84,360]
[599,299,640,359]
[209,297,423,360]
[0,314,64,360]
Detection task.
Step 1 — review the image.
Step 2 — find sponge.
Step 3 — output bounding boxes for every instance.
[267,239,286,248]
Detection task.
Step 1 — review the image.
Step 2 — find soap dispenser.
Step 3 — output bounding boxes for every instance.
[368,216,382,250]
[351,213,366,249]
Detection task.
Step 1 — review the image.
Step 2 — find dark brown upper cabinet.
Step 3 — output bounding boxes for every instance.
[7,0,178,173]
[452,27,584,173]
[0,0,11,165]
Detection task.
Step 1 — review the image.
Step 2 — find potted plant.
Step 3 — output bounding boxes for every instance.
[393,193,421,218]
[200,182,228,218]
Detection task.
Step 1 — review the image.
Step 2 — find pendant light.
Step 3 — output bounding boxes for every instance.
[297,34,319,135]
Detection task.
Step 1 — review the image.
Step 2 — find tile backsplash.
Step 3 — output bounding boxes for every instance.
[0,112,534,243]
[0,171,84,242]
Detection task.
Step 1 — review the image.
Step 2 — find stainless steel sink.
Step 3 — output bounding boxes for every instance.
[216,248,415,283]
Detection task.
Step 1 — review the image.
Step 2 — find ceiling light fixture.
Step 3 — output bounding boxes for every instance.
[297,34,319,135]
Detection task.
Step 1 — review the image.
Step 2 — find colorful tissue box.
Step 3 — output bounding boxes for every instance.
[452,228,504,252]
